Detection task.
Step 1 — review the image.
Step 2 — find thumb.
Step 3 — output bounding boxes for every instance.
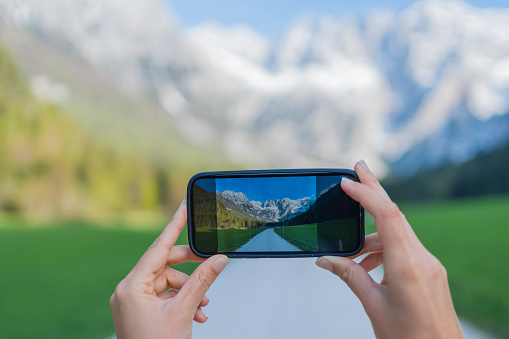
[316,256,377,304]
[176,255,229,313]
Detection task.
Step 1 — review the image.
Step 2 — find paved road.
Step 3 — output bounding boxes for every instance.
[192,257,494,339]
[236,228,301,252]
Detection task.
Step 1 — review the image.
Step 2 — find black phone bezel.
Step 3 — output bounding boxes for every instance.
[187,169,365,258]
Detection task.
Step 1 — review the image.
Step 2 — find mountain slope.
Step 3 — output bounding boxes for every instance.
[216,190,314,222]
[1,0,508,175]
[0,45,157,218]
[0,15,232,166]
[0,43,233,221]
[192,185,266,229]
[284,183,357,226]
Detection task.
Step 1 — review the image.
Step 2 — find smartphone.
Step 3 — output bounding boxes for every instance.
[187,169,364,258]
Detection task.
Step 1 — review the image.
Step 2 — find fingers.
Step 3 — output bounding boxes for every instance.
[359,251,384,272]
[153,267,191,295]
[194,307,208,323]
[341,172,413,251]
[167,246,206,267]
[316,256,379,306]
[133,201,188,276]
[347,233,384,271]
[158,290,209,323]
[153,246,206,294]
[343,160,423,263]
[199,295,210,308]
[347,233,382,259]
[158,288,178,300]
[353,160,390,198]
[341,178,399,222]
[158,289,209,308]
[175,255,229,313]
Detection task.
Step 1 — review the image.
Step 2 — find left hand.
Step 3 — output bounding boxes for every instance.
[110,201,229,339]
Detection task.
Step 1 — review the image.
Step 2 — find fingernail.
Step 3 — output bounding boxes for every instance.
[358,159,369,170]
[341,177,353,185]
[316,258,333,272]
[213,256,229,273]
[176,199,186,211]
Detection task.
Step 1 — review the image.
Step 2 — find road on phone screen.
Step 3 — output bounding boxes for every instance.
[236,228,301,252]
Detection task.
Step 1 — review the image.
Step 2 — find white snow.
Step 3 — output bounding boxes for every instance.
[2,0,509,172]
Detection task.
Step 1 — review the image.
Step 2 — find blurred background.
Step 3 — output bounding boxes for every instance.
[0,0,508,337]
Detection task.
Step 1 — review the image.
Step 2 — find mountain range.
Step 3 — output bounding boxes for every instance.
[216,190,314,223]
[1,0,508,176]
[284,181,358,227]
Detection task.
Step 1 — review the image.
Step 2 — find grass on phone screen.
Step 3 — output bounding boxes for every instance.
[273,224,317,251]
[196,227,269,252]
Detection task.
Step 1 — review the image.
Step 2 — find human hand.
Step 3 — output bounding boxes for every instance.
[110,201,229,339]
[316,160,464,339]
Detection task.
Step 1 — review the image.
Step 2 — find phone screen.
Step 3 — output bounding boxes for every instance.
[190,173,363,256]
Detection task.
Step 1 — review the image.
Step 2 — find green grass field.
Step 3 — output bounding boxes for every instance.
[273,224,317,251]
[195,227,270,252]
[217,227,269,252]
[1,194,508,338]
[398,195,509,337]
[0,219,198,339]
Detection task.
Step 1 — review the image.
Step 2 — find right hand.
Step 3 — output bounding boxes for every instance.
[316,160,464,339]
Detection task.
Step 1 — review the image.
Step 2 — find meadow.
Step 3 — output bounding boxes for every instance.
[399,195,509,337]
[0,219,197,339]
[216,227,269,252]
[1,194,508,338]
[273,224,317,251]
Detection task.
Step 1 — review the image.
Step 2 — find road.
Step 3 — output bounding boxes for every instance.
[236,228,301,252]
[192,257,494,339]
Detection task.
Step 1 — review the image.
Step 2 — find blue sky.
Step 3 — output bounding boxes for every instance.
[216,177,316,202]
[169,0,509,40]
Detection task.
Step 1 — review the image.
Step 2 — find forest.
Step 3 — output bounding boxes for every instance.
[0,44,231,222]
[192,185,267,229]
[384,141,509,203]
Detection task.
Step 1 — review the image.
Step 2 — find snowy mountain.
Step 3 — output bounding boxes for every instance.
[1,0,508,176]
[216,190,314,222]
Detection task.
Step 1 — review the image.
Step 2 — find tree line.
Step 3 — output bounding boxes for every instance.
[384,140,509,203]
[0,44,223,222]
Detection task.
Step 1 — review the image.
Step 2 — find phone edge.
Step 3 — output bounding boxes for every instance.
[187,169,365,259]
